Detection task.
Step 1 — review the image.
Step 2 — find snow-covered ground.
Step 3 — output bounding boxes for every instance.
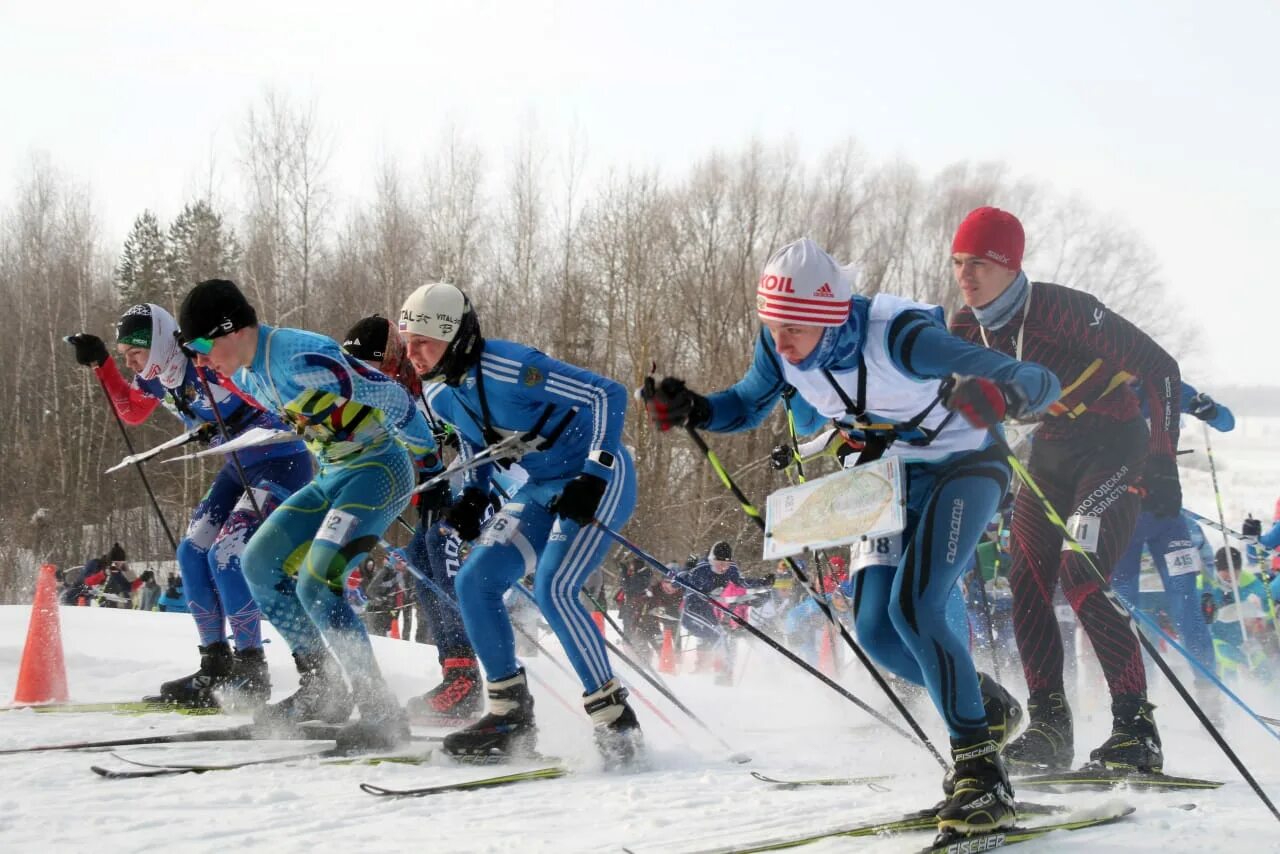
[2,603,1278,853]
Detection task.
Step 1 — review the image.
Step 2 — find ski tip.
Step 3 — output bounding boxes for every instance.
[358,783,392,796]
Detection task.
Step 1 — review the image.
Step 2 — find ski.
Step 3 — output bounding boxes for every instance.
[0,721,344,756]
[91,745,437,779]
[359,765,567,798]
[919,805,1136,854]
[749,770,892,789]
[689,802,1067,853]
[1016,767,1223,791]
[1,701,222,716]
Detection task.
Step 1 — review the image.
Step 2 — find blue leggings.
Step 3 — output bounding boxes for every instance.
[408,521,473,660]
[178,452,312,650]
[456,449,637,693]
[241,442,413,685]
[1112,512,1216,682]
[852,447,1010,740]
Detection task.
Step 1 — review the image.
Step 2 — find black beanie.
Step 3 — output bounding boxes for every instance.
[1215,547,1242,574]
[178,279,257,343]
[343,315,391,361]
[116,304,153,348]
[711,540,733,561]
[107,542,127,562]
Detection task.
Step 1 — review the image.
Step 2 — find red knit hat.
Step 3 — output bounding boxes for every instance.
[951,207,1025,270]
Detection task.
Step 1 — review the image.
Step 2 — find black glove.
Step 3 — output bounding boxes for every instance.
[1201,591,1216,623]
[1187,392,1220,423]
[417,478,453,522]
[939,375,1025,429]
[769,445,793,471]
[639,376,711,431]
[66,333,108,368]
[1140,454,1183,518]
[193,423,218,445]
[442,487,488,541]
[759,573,775,587]
[549,473,608,526]
[1243,515,1262,539]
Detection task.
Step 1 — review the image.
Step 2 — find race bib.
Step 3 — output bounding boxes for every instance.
[316,508,359,546]
[849,535,903,572]
[478,503,524,547]
[1164,546,1204,578]
[1063,514,1101,554]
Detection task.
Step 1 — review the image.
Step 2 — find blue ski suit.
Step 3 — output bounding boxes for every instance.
[421,340,635,694]
[698,294,1059,739]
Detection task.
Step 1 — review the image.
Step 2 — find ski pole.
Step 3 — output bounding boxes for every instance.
[89,365,178,551]
[995,430,1280,822]
[682,425,944,769]
[190,365,265,523]
[593,518,948,769]
[1203,423,1260,667]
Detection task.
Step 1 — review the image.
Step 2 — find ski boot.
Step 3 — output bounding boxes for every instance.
[936,737,1017,835]
[585,678,644,769]
[144,641,233,708]
[942,674,1023,796]
[217,647,272,711]
[405,654,483,723]
[1002,689,1073,772]
[335,675,411,754]
[1088,695,1163,773]
[255,649,354,730]
[442,668,537,758]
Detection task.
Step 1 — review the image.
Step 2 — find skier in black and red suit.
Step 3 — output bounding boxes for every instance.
[949,206,1181,774]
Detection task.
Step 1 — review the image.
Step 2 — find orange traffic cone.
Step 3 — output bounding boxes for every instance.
[13,564,68,705]
[818,625,835,677]
[592,610,605,636]
[658,627,677,674]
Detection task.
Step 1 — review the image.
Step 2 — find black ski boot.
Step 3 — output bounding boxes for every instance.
[405,654,483,722]
[1089,695,1163,772]
[1002,689,1073,771]
[216,647,271,710]
[442,668,537,758]
[144,641,234,708]
[936,737,1017,835]
[943,674,1023,796]
[335,675,410,754]
[255,649,353,729]
[584,678,644,769]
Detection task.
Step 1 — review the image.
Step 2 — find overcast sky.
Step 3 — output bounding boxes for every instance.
[2,0,1275,386]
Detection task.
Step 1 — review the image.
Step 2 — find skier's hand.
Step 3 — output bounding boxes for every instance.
[1187,392,1220,424]
[1242,515,1262,541]
[417,478,453,517]
[65,333,109,368]
[759,573,776,587]
[938,375,1025,429]
[193,423,218,445]
[442,487,488,541]
[639,376,710,431]
[549,472,608,526]
[1139,454,1182,518]
[769,444,793,471]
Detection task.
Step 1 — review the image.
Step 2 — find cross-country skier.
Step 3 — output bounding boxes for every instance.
[1112,385,1235,709]
[674,541,773,678]
[396,282,642,765]
[642,237,1060,834]
[949,206,1182,774]
[177,279,443,750]
[342,314,483,721]
[66,304,313,709]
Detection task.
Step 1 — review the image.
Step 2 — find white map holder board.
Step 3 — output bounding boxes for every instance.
[763,457,906,561]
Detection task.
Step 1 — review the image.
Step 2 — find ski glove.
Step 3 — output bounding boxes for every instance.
[1242,515,1262,541]
[1186,392,1220,424]
[1140,454,1182,518]
[443,487,489,541]
[66,333,109,368]
[549,472,608,526]
[769,445,794,471]
[194,423,218,445]
[640,376,711,431]
[938,375,1027,430]
[417,479,453,523]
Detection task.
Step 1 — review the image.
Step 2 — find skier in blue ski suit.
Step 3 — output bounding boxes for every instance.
[398,282,641,763]
[67,303,312,708]
[1112,383,1234,693]
[178,279,442,751]
[643,238,1060,833]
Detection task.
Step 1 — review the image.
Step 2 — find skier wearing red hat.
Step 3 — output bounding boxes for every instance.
[949,206,1182,775]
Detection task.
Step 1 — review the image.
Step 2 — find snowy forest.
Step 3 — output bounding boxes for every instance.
[0,92,1189,601]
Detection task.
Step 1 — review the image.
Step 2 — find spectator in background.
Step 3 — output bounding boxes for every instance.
[136,570,162,612]
[157,573,188,613]
[101,549,134,609]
